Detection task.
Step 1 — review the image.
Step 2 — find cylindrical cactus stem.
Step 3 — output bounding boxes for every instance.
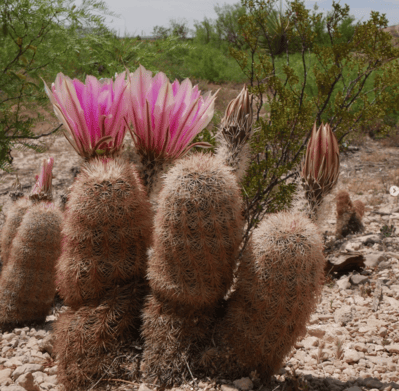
[56,157,152,308]
[54,281,143,391]
[141,152,244,385]
[215,212,325,381]
[54,156,153,389]
[147,152,244,307]
[0,197,31,270]
[141,294,219,387]
[215,85,254,183]
[0,202,63,329]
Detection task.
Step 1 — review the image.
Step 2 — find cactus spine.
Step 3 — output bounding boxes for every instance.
[54,157,152,389]
[215,212,325,381]
[141,152,244,386]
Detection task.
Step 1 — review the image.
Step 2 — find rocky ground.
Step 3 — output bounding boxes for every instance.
[1,118,399,390]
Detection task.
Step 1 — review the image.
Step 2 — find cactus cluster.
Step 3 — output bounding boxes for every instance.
[0,158,62,330]
[0,66,333,388]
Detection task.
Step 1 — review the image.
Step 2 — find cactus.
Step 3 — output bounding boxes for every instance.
[0,203,62,329]
[141,152,244,386]
[0,157,62,330]
[214,212,325,381]
[54,281,143,390]
[54,157,152,388]
[126,65,218,197]
[336,190,365,238]
[43,70,328,389]
[44,71,154,389]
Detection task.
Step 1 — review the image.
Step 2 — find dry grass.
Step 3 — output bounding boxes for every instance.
[361,151,391,163]
[335,338,344,360]
[379,129,399,148]
[339,178,382,195]
[368,195,386,207]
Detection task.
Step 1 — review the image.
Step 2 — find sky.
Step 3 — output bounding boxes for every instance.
[81,0,399,37]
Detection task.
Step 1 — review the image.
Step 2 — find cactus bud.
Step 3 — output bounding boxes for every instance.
[220,84,253,148]
[216,85,254,182]
[301,121,340,214]
[30,157,54,201]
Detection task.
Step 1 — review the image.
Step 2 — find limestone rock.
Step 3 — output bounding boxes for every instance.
[334,305,354,325]
[233,378,253,391]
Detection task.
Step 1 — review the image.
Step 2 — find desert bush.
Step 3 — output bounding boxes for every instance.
[226,0,399,255]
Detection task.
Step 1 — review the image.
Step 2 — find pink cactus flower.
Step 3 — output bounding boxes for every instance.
[42,72,129,159]
[126,65,218,161]
[30,157,54,200]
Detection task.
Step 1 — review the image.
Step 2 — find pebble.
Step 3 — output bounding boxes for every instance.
[233,378,253,391]
[334,305,354,325]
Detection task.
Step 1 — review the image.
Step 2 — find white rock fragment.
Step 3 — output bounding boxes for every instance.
[0,368,12,384]
[233,378,253,391]
[343,349,362,363]
[12,364,44,381]
[334,305,354,325]
[15,372,40,391]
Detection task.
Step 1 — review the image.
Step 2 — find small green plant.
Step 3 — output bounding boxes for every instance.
[380,224,396,238]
